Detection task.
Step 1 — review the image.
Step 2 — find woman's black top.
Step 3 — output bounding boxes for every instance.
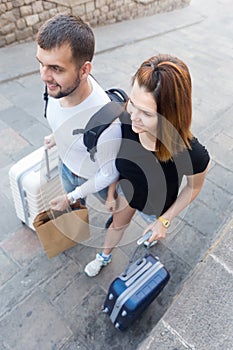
[116,113,210,216]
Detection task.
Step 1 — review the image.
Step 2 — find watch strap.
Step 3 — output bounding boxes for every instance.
[158,216,170,228]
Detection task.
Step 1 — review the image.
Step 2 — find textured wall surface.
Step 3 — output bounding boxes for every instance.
[0,0,190,47]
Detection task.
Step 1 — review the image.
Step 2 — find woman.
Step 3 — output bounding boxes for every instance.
[85,53,210,277]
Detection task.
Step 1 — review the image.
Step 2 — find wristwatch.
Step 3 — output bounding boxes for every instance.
[67,193,76,205]
[158,216,171,228]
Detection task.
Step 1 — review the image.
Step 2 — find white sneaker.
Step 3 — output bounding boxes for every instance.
[84,253,112,277]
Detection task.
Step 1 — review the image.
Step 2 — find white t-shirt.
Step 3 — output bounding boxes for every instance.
[46,76,121,200]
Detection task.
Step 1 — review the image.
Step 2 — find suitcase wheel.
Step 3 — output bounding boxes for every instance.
[102,306,109,313]
[108,293,114,300]
[115,322,120,329]
[121,310,127,317]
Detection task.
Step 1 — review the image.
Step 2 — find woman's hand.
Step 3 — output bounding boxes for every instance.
[105,183,118,212]
[50,194,69,211]
[105,197,118,212]
[142,219,167,243]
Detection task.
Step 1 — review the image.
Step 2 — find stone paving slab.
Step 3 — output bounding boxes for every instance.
[94,5,205,54]
[0,6,204,84]
[0,41,38,83]
[138,218,233,350]
[0,290,73,350]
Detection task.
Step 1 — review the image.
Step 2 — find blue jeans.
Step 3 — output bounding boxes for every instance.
[116,184,157,224]
[58,161,108,205]
[139,211,157,225]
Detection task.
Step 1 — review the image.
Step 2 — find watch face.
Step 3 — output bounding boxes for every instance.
[158,216,170,228]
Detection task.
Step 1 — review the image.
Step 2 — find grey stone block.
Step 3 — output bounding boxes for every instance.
[0,248,20,285]
[162,255,233,350]
[138,321,192,350]
[0,290,73,350]
[60,336,89,350]
[0,41,38,83]
[0,254,69,318]
[0,126,28,157]
[15,75,45,121]
[210,221,233,272]
[152,246,192,307]
[0,191,22,240]
[52,273,98,316]
[40,260,82,303]
[0,106,36,134]
[69,285,147,350]
[0,93,13,111]
[198,178,233,215]
[11,143,38,162]
[1,226,42,267]
[207,162,233,195]
[181,201,223,238]
[163,223,211,267]
[20,121,51,147]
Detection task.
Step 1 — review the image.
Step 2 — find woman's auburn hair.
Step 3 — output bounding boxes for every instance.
[133,54,193,162]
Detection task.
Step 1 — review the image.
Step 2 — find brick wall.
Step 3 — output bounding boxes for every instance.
[0,0,190,48]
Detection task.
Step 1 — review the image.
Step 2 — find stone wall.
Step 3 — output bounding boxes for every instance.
[0,0,190,48]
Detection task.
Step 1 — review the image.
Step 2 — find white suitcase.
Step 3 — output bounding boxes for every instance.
[9,146,63,230]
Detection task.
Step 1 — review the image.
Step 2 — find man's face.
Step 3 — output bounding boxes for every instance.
[36,43,81,99]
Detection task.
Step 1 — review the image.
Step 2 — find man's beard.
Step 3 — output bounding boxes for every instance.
[49,75,81,99]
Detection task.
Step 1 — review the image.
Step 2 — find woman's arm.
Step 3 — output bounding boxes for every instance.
[144,160,211,242]
[105,180,119,212]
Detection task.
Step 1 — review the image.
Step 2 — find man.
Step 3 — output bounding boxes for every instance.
[36,14,121,211]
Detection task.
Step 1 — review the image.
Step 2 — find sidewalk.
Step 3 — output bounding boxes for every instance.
[139,217,233,350]
[0,0,233,349]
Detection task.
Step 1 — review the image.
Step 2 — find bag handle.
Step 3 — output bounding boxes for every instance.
[51,200,87,216]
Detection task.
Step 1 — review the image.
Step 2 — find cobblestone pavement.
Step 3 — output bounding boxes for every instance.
[0,0,233,349]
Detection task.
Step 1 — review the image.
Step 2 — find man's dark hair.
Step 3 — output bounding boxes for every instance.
[37,14,95,67]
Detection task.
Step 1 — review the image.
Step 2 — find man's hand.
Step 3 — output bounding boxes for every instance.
[44,134,56,149]
[50,194,69,211]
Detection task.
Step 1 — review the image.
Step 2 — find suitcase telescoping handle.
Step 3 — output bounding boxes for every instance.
[136,230,152,245]
[123,230,153,276]
[44,147,51,180]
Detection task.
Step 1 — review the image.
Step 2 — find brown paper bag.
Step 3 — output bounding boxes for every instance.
[33,203,89,258]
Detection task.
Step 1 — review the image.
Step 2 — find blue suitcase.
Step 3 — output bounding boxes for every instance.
[102,247,170,331]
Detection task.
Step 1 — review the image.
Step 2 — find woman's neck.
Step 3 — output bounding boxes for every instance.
[139,132,157,151]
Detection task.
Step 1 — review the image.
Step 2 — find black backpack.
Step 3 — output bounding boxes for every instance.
[73,88,128,161]
[43,86,128,162]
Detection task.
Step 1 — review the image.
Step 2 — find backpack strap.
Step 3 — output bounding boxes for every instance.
[89,74,128,103]
[73,101,124,162]
[43,85,48,118]
[106,88,128,103]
